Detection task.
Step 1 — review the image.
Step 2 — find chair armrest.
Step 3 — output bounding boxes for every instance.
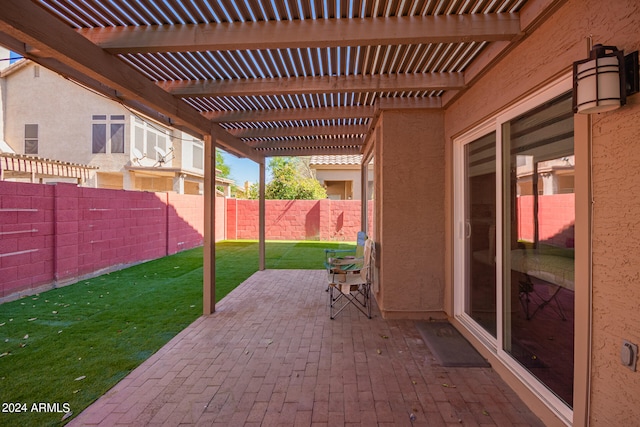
[324,248,356,256]
[328,256,364,272]
[324,248,356,269]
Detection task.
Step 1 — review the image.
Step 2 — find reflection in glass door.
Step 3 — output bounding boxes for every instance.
[502,92,575,407]
[464,133,497,337]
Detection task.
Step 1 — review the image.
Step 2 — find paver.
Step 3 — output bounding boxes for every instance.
[68,270,543,426]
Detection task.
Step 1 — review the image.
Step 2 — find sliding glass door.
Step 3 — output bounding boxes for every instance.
[502,92,575,407]
[455,78,575,419]
[463,133,497,337]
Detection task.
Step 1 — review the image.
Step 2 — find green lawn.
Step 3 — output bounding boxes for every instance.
[0,240,354,427]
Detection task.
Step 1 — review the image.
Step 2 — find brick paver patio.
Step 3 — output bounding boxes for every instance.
[68,270,543,426]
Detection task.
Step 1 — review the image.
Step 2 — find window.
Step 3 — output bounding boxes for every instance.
[131,117,171,164]
[92,115,125,154]
[110,124,125,153]
[192,139,204,170]
[92,123,106,153]
[24,124,38,154]
[454,76,575,420]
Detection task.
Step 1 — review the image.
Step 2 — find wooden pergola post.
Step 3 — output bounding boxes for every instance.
[361,161,368,233]
[203,134,216,315]
[259,160,266,271]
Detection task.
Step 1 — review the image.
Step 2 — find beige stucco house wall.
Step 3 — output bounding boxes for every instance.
[370,0,640,425]
[2,60,128,174]
[0,60,218,194]
[309,154,374,200]
[0,47,13,152]
[371,109,445,319]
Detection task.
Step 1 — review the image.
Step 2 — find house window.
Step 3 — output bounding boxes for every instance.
[192,139,204,170]
[24,124,38,154]
[454,76,574,419]
[92,122,106,153]
[92,115,125,154]
[131,117,171,164]
[110,115,125,153]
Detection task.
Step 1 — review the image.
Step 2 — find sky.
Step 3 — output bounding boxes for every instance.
[220,150,262,185]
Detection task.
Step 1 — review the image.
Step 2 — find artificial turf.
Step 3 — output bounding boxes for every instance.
[0,240,354,427]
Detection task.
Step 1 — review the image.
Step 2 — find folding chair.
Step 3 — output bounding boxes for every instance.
[327,238,374,319]
[324,231,367,291]
[324,231,367,273]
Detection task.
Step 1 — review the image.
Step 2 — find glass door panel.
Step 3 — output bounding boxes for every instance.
[464,133,497,337]
[502,92,575,407]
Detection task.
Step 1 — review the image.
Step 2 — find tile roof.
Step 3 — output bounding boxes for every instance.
[309,154,363,165]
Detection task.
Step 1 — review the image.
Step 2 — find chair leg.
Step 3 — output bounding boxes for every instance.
[519,276,566,321]
[329,283,372,319]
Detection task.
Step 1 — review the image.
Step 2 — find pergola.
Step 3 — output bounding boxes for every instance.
[0,0,561,314]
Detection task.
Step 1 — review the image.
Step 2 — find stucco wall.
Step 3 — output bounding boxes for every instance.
[589,90,640,423]
[443,0,640,424]
[1,62,195,190]
[3,64,127,170]
[376,109,445,318]
[315,167,361,199]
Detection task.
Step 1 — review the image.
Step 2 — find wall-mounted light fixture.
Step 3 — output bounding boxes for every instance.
[573,44,639,114]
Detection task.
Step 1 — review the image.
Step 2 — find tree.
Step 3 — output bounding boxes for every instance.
[215,149,230,178]
[248,157,326,200]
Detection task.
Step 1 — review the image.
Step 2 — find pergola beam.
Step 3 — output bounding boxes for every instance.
[162,73,465,97]
[377,97,442,110]
[205,106,375,123]
[228,124,368,138]
[255,146,362,157]
[246,137,363,150]
[79,14,522,53]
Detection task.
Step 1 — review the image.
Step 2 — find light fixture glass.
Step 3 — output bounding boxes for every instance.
[573,44,625,114]
[575,56,621,113]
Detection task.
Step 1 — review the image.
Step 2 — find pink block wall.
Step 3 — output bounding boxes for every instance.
[0,181,207,300]
[0,182,55,297]
[229,199,363,241]
[517,194,575,248]
[1,179,365,300]
[216,196,226,242]
[167,193,207,254]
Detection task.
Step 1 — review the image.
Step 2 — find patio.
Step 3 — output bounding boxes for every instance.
[68,270,543,426]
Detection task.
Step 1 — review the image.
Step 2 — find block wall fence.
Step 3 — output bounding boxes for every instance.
[1,181,573,300]
[0,181,209,301]
[225,199,369,241]
[0,181,369,301]
[517,194,575,248]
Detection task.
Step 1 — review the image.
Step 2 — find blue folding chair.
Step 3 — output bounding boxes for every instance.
[323,231,367,275]
[327,238,374,319]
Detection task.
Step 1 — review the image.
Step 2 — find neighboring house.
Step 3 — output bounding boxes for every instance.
[309,154,373,200]
[517,155,575,196]
[0,55,231,195]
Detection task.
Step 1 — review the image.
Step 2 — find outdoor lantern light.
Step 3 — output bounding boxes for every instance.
[573,44,639,114]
